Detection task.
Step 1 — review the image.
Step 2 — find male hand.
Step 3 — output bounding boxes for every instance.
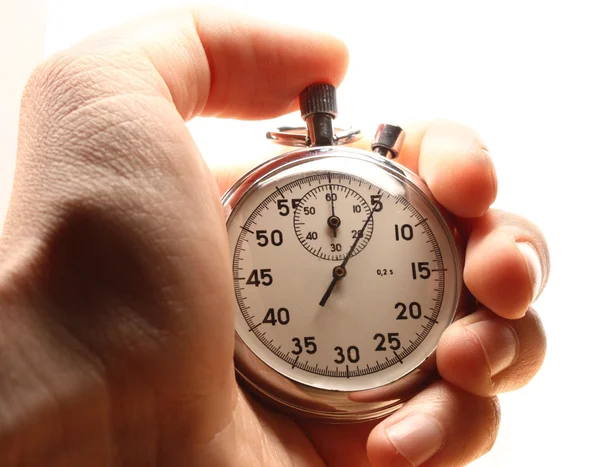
[0,6,549,466]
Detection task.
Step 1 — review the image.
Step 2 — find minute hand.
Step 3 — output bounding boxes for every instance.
[318,207,376,307]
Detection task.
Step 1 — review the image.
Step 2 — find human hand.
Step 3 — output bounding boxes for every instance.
[0,6,549,466]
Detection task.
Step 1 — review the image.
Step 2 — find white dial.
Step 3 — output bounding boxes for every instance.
[226,149,461,393]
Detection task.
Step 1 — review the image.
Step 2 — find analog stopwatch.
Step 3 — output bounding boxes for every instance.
[222,84,464,422]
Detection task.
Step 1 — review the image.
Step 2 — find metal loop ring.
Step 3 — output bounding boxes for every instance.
[266,126,362,147]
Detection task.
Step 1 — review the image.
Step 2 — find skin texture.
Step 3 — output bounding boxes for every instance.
[0,6,550,466]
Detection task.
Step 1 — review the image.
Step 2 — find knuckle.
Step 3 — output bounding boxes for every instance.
[23,52,107,114]
[21,47,156,129]
[19,51,176,180]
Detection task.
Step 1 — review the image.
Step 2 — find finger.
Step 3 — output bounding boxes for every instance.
[437,306,546,397]
[351,120,497,218]
[463,208,550,319]
[367,381,500,467]
[69,6,349,120]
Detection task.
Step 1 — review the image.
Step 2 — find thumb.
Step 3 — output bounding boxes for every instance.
[2,5,348,463]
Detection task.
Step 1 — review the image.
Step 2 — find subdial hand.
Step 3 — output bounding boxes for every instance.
[326,181,340,237]
[319,207,375,307]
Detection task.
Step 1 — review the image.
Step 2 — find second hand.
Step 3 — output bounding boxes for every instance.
[319,206,375,307]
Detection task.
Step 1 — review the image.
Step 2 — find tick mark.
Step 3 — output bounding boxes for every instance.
[415,218,428,227]
[240,226,254,234]
[291,355,299,369]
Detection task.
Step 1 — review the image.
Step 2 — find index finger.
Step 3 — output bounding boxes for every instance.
[38,5,349,121]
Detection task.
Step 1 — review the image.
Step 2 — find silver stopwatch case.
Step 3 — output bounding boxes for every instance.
[221,84,465,422]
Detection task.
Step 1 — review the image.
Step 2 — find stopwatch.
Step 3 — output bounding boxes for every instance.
[222,83,464,422]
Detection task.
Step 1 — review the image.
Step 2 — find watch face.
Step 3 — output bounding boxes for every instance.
[224,147,462,394]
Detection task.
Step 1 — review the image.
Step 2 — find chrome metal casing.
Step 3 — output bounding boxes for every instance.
[222,146,466,422]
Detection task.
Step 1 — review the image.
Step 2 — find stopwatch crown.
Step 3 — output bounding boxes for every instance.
[300,83,338,120]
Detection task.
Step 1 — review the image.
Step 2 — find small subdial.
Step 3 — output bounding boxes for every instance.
[293,183,374,260]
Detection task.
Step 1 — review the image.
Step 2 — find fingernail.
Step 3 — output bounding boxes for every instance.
[467,320,519,377]
[516,242,542,302]
[385,414,444,466]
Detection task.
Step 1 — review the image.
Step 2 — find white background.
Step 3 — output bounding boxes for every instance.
[2,0,598,465]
